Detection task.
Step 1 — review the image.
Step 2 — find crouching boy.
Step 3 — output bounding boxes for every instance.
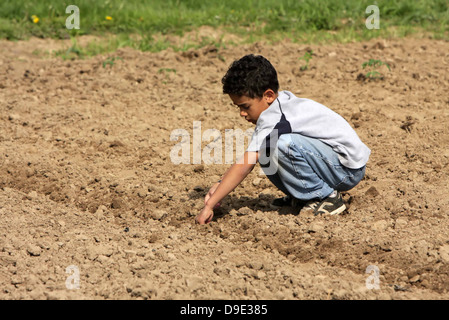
[196,54,370,224]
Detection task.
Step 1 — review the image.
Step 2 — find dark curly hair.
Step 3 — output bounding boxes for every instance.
[222,54,279,98]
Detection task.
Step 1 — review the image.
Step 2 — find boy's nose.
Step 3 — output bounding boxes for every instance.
[240,110,248,117]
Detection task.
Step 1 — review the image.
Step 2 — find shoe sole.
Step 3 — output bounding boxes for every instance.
[329,204,346,215]
[314,203,346,216]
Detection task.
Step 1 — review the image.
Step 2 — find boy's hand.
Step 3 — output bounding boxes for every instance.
[195,151,258,225]
[195,206,214,225]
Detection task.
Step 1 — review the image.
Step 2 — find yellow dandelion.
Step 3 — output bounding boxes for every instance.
[105,16,113,21]
[31,15,39,23]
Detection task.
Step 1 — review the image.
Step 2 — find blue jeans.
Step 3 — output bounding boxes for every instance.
[262,134,366,201]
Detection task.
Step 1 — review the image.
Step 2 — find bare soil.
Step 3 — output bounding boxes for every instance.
[0,34,449,300]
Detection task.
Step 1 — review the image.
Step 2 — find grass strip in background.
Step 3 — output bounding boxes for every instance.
[1,0,447,57]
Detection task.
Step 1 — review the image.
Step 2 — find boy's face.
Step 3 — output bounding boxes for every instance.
[229,89,278,124]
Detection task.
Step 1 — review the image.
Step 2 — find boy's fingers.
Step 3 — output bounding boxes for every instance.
[195,207,213,225]
[195,215,204,224]
[196,217,210,225]
[206,212,214,223]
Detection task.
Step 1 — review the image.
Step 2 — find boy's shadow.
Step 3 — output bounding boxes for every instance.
[187,188,301,222]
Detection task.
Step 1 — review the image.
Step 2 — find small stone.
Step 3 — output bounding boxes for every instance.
[8,114,20,121]
[147,195,160,203]
[147,232,160,243]
[372,219,388,231]
[167,253,176,261]
[109,140,125,148]
[0,256,16,266]
[308,221,324,233]
[150,210,166,220]
[260,188,272,195]
[26,244,41,256]
[124,250,136,257]
[247,261,264,270]
[395,218,408,229]
[111,199,123,209]
[137,189,148,198]
[439,245,449,263]
[11,275,23,285]
[185,276,202,291]
[252,178,262,186]
[365,186,379,197]
[95,205,108,215]
[237,207,252,216]
[351,112,362,121]
[193,165,204,173]
[27,190,38,200]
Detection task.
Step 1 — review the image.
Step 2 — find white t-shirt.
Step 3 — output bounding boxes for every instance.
[247,90,371,169]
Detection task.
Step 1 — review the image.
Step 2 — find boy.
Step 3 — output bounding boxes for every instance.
[195,54,370,224]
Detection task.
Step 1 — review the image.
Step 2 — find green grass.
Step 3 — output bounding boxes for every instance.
[1,0,448,56]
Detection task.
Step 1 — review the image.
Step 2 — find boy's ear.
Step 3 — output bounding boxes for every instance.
[263,89,277,104]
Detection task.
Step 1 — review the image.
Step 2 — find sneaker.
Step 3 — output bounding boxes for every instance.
[270,195,320,211]
[303,199,320,211]
[313,191,346,216]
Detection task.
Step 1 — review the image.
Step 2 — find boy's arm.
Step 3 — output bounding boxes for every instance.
[195,151,258,224]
